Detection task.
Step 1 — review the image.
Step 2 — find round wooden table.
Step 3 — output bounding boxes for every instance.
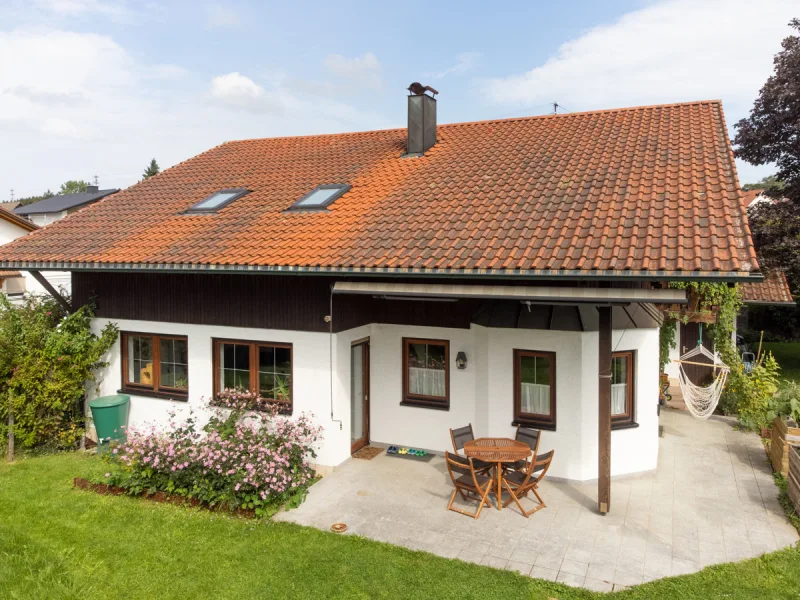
[463,437,531,510]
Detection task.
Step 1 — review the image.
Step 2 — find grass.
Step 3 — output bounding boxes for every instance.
[2,454,800,599]
[762,342,800,382]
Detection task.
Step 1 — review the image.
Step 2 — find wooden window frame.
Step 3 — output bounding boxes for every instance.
[611,350,636,428]
[401,337,450,410]
[212,338,293,413]
[120,331,189,400]
[513,349,557,430]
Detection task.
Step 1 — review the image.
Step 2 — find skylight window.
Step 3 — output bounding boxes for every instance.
[185,188,248,214]
[289,184,350,210]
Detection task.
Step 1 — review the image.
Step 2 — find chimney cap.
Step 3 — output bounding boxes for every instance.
[408,82,438,97]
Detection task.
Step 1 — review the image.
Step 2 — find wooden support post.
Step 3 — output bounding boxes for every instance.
[7,392,14,463]
[598,305,612,514]
[28,270,72,313]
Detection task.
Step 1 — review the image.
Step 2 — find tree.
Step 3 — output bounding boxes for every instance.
[742,175,785,193]
[734,19,800,301]
[142,158,160,180]
[734,19,800,204]
[15,190,54,207]
[59,180,89,195]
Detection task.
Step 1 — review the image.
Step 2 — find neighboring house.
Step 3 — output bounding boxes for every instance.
[9,186,118,294]
[14,185,119,227]
[0,91,763,513]
[0,207,38,299]
[0,201,21,212]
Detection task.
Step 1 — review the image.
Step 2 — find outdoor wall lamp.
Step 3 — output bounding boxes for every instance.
[455,351,467,370]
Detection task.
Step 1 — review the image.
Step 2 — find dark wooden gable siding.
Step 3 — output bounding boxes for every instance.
[72,272,658,334]
[72,272,479,333]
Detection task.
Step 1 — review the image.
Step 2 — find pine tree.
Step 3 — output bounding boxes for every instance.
[142,159,160,180]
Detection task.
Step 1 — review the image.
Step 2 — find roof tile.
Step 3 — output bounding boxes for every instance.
[0,101,758,277]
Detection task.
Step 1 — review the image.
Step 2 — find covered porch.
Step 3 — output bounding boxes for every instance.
[277,409,799,592]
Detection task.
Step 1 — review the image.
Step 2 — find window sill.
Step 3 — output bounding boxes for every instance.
[118,388,188,402]
[611,421,639,431]
[400,400,450,411]
[511,420,556,432]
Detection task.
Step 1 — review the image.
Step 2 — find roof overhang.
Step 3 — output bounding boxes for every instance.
[332,281,688,304]
[0,260,763,282]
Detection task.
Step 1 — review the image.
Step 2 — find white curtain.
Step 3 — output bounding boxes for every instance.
[409,367,446,397]
[611,383,627,415]
[520,383,550,414]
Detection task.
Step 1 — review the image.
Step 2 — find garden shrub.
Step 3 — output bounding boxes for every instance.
[0,295,118,452]
[100,394,324,516]
[768,380,800,425]
[724,352,781,430]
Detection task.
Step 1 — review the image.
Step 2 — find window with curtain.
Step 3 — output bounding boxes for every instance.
[213,339,292,410]
[514,349,556,429]
[121,332,188,398]
[402,338,449,409]
[611,351,634,426]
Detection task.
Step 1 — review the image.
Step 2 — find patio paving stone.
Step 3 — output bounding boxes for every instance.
[275,409,799,591]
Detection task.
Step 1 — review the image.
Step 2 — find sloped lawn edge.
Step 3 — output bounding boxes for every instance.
[73,477,257,518]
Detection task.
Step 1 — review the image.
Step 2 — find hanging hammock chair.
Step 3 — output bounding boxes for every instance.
[674,325,730,419]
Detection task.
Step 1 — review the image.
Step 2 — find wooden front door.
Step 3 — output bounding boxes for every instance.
[680,322,716,385]
[350,339,370,454]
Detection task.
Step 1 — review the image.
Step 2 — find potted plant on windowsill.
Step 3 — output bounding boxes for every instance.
[768,382,800,476]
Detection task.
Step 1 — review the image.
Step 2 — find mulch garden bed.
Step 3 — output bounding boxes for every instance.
[72,477,257,518]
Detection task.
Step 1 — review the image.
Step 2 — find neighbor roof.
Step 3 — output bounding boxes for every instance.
[14,189,119,216]
[741,271,794,305]
[0,207,38,232]
[0,101,759,279]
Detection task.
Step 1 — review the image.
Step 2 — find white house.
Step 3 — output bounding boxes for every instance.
[0,89,764,514]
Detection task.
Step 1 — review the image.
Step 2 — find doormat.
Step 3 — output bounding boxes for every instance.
[352,446,384,460]
[386,446,436,462]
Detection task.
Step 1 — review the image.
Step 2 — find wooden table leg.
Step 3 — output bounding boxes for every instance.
[496,463,502,510]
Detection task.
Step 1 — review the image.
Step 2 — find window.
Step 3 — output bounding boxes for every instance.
[185,188,248,214]
[288,184,350,210]
[513,350,556,429]
[212,339,292,410]
[121,332,188,398]
[611,351,635,427]
[402,338,449,409]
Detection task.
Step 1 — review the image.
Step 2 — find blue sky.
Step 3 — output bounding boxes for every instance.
[0,0,796,197]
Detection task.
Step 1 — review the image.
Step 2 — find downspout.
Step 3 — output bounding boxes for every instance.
[329,285,342,430]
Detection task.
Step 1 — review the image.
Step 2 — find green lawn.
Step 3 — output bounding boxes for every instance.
[763,342,800,382]
[2,453,800,599]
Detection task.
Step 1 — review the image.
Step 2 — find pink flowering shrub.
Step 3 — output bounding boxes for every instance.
[99,397,323,516]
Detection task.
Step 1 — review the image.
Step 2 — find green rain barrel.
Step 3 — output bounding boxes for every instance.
[88,394,130,451]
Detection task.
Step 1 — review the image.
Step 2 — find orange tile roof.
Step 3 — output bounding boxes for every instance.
[741,271,794,305]
[0,100,759,279]
[0,270,21,278]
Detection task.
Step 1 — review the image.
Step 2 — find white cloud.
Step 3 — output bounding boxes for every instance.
[484,0,796,183]
[429,52,481,79]
[206,3,239,29]
[323,52,381,89]
[210,72,284,114]
[0,28,393,198]
[35,0,130,19]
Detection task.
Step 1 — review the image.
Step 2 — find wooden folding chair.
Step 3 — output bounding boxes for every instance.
[449,424,492,475]
[503,425,541,473]
[445,451,493,519]
[501,449,554,517]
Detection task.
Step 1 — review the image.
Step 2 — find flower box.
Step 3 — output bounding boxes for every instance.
[788,446,800,516]
[769,416,800,476]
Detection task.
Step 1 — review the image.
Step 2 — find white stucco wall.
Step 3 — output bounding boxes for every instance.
[89,318,351,467]
[349,322,660,481]
[88,316,661,479]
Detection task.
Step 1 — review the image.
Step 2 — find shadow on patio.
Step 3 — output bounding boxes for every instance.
[275,409,798,592]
